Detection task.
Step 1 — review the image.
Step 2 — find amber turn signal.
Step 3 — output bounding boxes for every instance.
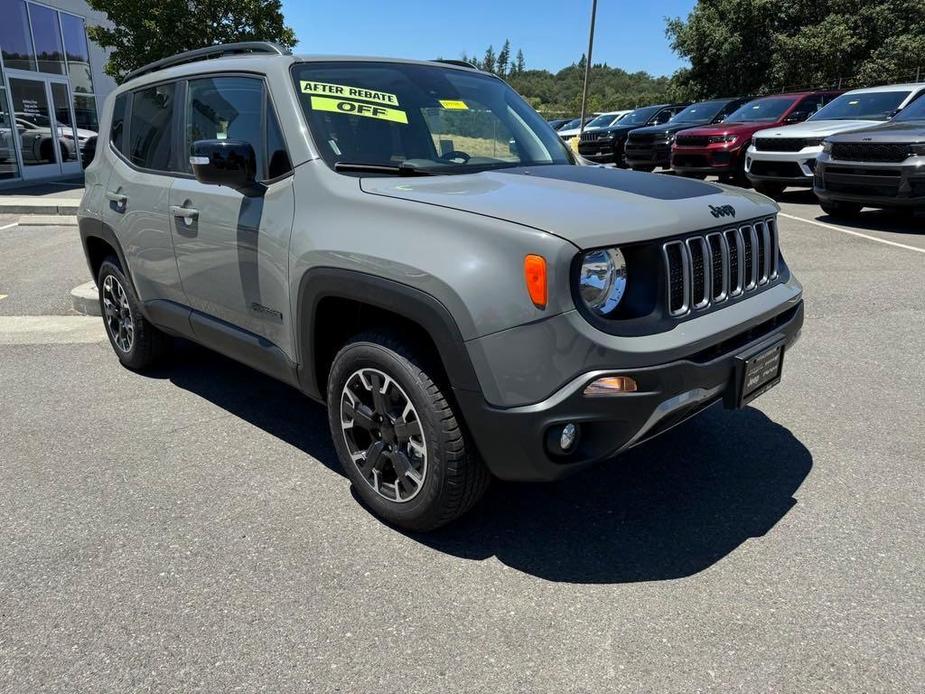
[524,254,547,309]
[583,376,638,397]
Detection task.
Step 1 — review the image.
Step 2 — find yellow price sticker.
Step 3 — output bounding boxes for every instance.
[301,81,399,106]
[310,96,408,124]
[439,99,469,110]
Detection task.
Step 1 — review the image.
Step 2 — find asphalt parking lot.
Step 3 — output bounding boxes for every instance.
[0,191,922,692]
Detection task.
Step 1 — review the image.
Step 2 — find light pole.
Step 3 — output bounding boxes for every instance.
[578,0,598,137]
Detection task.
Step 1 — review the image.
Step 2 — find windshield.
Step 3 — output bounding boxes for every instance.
[586,113,618,128]
[889,93,925,122]
[811,91,909,121]
[293,62,574,174]
[726,97,795,123]
[671,100,726,123]
[618,106,662,126]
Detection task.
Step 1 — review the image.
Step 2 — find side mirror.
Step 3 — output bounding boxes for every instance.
[190,139,263,196]
[784,111,809,124]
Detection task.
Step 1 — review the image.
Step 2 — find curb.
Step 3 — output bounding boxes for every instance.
[0,199,80,215]
[18,214,78,227]
[71,281,100,316]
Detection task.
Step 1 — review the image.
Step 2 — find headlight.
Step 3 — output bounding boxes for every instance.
[822,140,833,153]
[707,134,737,144]
[578,248,627,315]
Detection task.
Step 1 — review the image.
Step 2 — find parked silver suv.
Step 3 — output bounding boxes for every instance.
[78,43,804,530]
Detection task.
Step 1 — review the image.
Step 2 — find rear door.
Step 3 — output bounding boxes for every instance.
[101,81,185,306]
[168,74,296,359]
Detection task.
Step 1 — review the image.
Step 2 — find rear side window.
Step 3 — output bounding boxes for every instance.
[129,83,176,171]
[110,93,127,154]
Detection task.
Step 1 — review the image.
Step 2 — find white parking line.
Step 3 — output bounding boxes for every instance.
[0,316,105,345]
[779,212,925,255]
[0,222,18,230]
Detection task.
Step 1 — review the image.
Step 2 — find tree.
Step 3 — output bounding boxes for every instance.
[666,0,925,99]
[497,40,511,77]
[481,45,497,74]
[513,49,526,75]
[86,0,296,82]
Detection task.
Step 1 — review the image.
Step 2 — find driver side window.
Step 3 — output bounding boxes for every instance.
[184,76,264,173]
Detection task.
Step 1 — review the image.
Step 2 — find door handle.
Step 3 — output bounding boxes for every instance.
[105,190,127,211]
[170,205,199,224]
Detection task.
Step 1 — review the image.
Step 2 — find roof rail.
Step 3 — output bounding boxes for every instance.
[432,59,480,71]
[123,41,291,83]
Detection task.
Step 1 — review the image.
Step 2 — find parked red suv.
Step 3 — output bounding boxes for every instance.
[671,90,843,182]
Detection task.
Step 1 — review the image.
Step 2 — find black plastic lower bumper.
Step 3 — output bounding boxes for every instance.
[815,162,925,208]
[456,301,803,482]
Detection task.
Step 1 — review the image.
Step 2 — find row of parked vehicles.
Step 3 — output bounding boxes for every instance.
[548,83,925,218]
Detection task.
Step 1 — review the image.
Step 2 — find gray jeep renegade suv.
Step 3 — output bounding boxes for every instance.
[78,43,804,530]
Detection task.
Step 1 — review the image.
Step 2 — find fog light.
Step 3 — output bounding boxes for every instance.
[560,423,578,451]
[584,376,638,397]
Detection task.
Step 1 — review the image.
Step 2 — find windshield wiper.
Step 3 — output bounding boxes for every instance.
[334,161,435,176]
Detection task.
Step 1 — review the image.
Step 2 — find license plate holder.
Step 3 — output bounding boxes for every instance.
[726,337,786,409]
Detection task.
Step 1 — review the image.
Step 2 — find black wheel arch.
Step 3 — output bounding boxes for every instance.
[295,268,482,401]
[78,217,138,296]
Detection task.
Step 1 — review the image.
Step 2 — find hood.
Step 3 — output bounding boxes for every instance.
[754,119,886,138]
[678,121,779,139]
[360,165,777,249]
[827,120,925,143]
[598,122,643,138]
[631,120,715,137]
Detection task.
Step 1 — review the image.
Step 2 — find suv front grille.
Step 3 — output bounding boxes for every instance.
[580,131,611,143]
[662,218,779,318]
[675,135,709,147]
[627,133,658,145]
[830,142,911,163]
[753,137,809,152]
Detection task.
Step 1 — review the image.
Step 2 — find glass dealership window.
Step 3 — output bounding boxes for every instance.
[0,0,37,71]
[29,3,66,74]
[0,83,20,178]
[60,12,93,93]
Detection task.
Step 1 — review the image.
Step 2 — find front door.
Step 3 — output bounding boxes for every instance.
[169,76,296,358]
[7,73,81,179]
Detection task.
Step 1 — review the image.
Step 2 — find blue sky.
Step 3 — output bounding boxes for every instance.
[282,0,697,77]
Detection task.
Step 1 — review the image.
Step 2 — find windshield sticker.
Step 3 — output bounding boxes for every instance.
[301,81,399,106]
[310,95,408,124]
[439,99,469,110]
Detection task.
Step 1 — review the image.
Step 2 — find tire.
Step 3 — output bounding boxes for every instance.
[97,257,169,370]
[754,181,786,198]
[820,201,862,218]
[326,332,490,531]
[632,165,655,173]
[679,172,706,180]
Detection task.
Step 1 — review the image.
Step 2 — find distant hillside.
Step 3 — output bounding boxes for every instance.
[508,61,673,118]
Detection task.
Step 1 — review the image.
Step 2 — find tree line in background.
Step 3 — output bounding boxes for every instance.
[469,1,925,116]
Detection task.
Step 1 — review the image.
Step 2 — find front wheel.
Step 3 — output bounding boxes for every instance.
[326,332,490,531]
[820,201,862,218]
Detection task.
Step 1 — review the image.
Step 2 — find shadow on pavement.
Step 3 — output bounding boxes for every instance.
[776,188,922,236]
[145,342,812,585]
[410,405,811,584]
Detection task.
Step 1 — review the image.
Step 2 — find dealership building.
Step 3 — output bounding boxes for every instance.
[0,0,115,186]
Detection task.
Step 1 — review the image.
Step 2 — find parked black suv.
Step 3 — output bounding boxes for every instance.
[815,95,925,216]
[578,103,689,166]
[624,97,750,172]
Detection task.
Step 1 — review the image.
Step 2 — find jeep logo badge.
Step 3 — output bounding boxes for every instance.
[709,204,736,219]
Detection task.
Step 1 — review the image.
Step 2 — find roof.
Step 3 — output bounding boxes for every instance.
[840,83,925,95]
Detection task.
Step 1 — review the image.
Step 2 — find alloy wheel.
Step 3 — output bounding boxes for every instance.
[340,368,427,503]
[102,274,134,353]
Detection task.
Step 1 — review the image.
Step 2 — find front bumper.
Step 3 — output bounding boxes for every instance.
[625,142,671,169]
[457,299,804,481]
[578,139,623,164]
[746,146,820,186]
[814,155,925,208]
[671,145,745,175]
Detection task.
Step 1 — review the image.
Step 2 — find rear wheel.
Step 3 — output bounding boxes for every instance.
[326,332,490,531]
[820,201,863,218]
[754,181,786,198]
[97,257,169,370]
